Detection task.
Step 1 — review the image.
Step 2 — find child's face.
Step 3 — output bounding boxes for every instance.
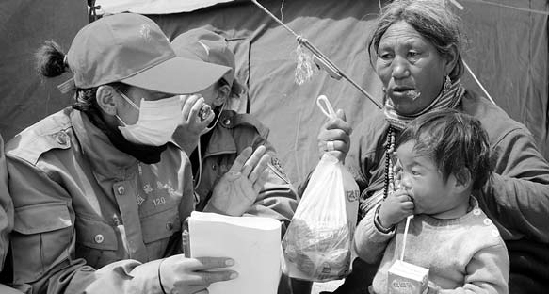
[395,140,469,219]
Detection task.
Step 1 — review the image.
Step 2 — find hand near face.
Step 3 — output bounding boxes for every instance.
[317,109,352,162]
[207,146,270,216]
[173,94,215,154]
[378,189,414,228]
[159,255,238,294]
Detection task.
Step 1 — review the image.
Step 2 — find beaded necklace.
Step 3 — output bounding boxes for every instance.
[383,126,397,199]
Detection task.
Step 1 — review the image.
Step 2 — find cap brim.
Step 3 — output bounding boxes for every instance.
[121,56,231,94]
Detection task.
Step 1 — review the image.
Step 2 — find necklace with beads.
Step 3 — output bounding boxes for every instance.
[383,126,397,199]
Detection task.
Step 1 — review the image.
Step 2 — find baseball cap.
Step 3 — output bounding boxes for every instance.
[62,13,231,94]
[171,28,244,95]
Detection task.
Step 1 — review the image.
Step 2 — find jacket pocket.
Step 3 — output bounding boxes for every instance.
[141,206,181,244]
[74,216,118,269]
[12,202,73,284]
[141,206,181,258]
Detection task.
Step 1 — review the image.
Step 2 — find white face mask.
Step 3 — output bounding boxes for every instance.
[117,92,181,146]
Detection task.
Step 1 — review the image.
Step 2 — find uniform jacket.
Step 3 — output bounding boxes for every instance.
[184,110,297,227]
[6,107,194,294]
[0,135,13,272]
[337,90,549,293]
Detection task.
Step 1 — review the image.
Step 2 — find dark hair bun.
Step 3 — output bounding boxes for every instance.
[35,40,67,77]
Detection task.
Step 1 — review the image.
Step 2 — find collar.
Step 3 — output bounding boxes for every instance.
[384,79,465,130]
[71,110,138,180]
[201,110,238,157]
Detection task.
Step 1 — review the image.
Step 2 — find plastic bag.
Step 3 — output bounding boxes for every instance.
[283,96,359,282]
[282,153,359,282]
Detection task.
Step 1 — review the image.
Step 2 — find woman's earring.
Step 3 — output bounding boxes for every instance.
[443,75,452,93]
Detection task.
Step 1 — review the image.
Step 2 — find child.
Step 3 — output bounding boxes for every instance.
[354,109,509,293]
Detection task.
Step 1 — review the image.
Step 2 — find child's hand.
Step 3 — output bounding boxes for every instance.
[378,189,414,228]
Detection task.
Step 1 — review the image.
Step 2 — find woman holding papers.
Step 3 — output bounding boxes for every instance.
[6,13,242,294]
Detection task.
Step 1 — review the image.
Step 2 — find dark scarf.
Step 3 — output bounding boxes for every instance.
[83,108,167,164]
[383,79,465,130]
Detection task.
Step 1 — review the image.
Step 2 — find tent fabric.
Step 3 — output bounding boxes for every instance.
[0,0,87,140]
[0,0,547,189]
[147,0,549,187]
[148,0,386,186]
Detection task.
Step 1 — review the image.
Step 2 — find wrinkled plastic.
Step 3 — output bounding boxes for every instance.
[282,153,359,282]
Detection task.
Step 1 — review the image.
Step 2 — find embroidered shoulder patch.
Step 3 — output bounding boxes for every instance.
[269,157,290,183]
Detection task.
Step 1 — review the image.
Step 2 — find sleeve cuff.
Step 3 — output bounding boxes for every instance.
[128,258,165,294]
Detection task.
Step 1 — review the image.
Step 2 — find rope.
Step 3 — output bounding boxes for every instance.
[250,0,382,109]
[462,0,549,16]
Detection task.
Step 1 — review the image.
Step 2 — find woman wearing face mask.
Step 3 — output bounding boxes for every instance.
[5,14,240,294]
[171,28,298,223]
[312,1,549,293]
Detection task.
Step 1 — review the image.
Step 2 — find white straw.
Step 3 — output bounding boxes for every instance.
[400,215,414,261]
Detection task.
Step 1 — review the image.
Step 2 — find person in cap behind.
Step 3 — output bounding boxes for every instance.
[171,28,302,293]
[5,13,247,294]
[171,28,297,224]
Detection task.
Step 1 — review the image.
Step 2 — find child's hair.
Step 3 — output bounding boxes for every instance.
[395,109,492,190]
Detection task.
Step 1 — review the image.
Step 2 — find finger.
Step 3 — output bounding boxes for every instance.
[325,117,352,136]
[249,153,270,184]
[322,139,349,154]
[202,107,215,125]
[395,194,413,203]
[335,109,350,135]
[229,147,253,172]
[389,189,409,198]
[252,170,268,193]
[335,108,346,120]
[241,145,267,177]
[189,270,238,286]
[318,125,350,141]
[188,97,205,122]
[186,256,235,270]
[401,202,414,210]
[181,95,201,120]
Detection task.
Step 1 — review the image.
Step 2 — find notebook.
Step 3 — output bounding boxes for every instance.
[187,211,282,294]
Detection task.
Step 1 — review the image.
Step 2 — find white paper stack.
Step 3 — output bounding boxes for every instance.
[188,211,282,294]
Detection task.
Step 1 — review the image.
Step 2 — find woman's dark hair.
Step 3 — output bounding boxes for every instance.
[396,109,492,191]
[73,83,130,113]
[368,0,465,81]
[35,40,129,113]
[35,40,69,77]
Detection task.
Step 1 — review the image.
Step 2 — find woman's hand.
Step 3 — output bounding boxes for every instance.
[206,146,270,216]
[173,94,215,154]
[378,189,414,228]
[159,255,238,294]
[317,109,352,162]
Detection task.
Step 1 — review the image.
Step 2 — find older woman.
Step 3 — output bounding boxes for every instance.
[315,0,549,293]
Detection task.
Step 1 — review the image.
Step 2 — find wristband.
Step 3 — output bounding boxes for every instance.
[158,258,168,294]
[374,204,395,234]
